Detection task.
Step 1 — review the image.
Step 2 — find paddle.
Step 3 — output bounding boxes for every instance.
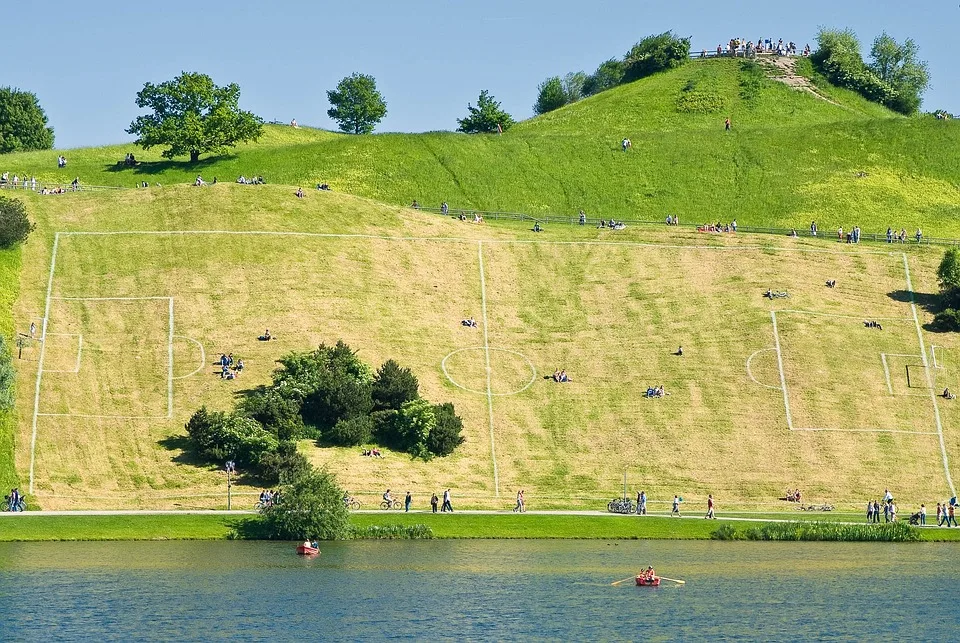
[611,576,636,586]
[659,577,686,585]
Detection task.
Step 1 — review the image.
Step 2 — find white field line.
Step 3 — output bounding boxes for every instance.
[51,296,171,301]
[42,333,83,374]
[770,311,793,430]
[168,298,174,418]
[793,427,939,435]
[881,353,893,395]
[745,348,781,390]
[58,229,896,255]
[902,253,955,496]
[172,335,207,380]
[477,241,500,497]
[36,413,170,420]
[774,309,913,321]
[29,232,60,494]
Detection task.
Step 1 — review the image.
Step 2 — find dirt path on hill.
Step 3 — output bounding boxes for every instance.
[757,56,841,106]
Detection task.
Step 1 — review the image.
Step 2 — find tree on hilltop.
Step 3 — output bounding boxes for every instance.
[622,32,691,83]
[126,72,263,162]
[457,90,514,134]
[869,33,930,115]
[583,58,625,96]
[326,73,388,134]
[0,87,54,154]
[534,77,568,115]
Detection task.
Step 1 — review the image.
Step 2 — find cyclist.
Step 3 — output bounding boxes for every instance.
[382,489,393,508]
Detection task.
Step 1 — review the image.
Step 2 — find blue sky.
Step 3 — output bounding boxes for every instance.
[8,0,958,148]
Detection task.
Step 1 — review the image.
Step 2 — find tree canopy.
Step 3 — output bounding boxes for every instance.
[623,32,691,83]
[258,469,350,540]
[868,33,930,115]
[0,87,54,154]
[126,72,263,162]
[326,73,388,135]
[0,195,35,249]
[457,90,514,134]
[534,77,568,115]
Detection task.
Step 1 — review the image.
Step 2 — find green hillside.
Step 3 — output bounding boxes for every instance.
[3,56,960,513]
[4,58,960,237]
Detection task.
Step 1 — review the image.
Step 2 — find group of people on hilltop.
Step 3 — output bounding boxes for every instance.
[1,172,37,190]
[709,38,809,58]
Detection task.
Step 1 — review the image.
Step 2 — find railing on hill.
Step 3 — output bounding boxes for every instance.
[0,182,128,193]
[418,206,960,248]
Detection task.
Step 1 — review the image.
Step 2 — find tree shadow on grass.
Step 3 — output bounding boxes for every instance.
[888,289,950,332]
[157,435,204,466]
[226,516,272,540]
[104,155,236,176]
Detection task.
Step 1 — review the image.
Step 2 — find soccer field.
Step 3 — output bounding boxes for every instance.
[14,226,960,510]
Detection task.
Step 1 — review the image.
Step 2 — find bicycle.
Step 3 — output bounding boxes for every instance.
[3,496,25,512]
[607,497,635,514]
[343,497,361,511]
[380,499,403,510]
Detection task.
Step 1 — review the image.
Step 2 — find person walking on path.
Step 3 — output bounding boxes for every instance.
[949,503,957,527]
[873,500,880,524]
[937,502,944,526]
[430,492,439,514]
[404,491,412,512]
[672,495,681,517]
[920,504,926,526]
[441,489,453,512]
[636,490,647,515]
[705,494,716,519]
[514,489,525,513]
[866,500,874,523]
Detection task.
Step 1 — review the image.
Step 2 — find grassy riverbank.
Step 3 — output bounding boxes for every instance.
[2,513,959,542]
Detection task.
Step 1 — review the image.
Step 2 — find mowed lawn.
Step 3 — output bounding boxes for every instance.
[11,187,959,510]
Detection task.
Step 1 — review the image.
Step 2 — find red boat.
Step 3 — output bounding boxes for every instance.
[296,545,320,555]
[636,576,661,587]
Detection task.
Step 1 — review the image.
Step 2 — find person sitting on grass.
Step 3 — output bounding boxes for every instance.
[259,329,272,341]
[462,317,478,328]
[553,369,561,382]
[944,388,956,400]
[235,359,244,373]
[559,370,569,383]
[533,222,542,232]
[598,219,606,229]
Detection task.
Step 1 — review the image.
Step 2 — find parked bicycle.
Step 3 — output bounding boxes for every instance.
[607,497,635,514]
[797,503,834,512]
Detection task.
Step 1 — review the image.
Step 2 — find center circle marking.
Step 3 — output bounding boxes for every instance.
[441,347,538,396]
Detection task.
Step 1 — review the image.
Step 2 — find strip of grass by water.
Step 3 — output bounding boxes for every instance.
[2,513,959,542]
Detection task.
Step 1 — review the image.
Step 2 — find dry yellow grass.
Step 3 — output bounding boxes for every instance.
[10,186,959,510]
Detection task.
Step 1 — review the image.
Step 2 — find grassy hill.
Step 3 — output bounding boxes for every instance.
[3,56,960,512]
[3,58,960,237]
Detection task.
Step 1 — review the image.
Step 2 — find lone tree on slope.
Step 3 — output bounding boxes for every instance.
[0,87,54,153]
[457,90,514,134]
[326,73,388,135]
[126,72,263,162]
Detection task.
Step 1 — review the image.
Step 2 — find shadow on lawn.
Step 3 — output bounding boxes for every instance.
[887,289,949,332]
[104,155,236,176]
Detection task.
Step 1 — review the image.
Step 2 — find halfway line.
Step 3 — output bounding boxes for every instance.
[478,241,500,497]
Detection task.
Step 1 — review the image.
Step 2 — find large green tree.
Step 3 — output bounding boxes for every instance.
[622,32,691,83]
[258,469,350,540]
[0,87,54,153]
[0,195,35,248]
[326,73,388,135]
[534,76,568,115]
[583,58,625,96]
[127,72,263,162]
[457,90,514,134]
[869,33,930,115]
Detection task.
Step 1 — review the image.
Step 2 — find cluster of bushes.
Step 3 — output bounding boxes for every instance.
[184,341,465,482]
[810,28,929,115]
[347,524,434,539]
[534,31,690,115]
[933,248,960,332]
[0,196,35,249]
[676,78,726,114]
[713,521,920,542]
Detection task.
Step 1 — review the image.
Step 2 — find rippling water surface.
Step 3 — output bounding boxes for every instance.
[0,539,955,641]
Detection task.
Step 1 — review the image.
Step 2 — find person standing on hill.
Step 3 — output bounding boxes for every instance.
[724,118,731,131]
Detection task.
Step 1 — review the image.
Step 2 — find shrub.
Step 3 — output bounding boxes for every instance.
[395,398,436,459]
[185,408,278,466]
[326,415,374,446]
[256,441,312,484]
[257,469,350,540]
[739,61,768,103]
[534,76,568,115]
[623,32,691,83]
[583,59,625,97]
[743,521,920,542]
[370,409,399,446]
[931,308,960,332]
[711,524,743,540]
[236,386,308,440]
[676,91,726,114]
[348,524,434,539]
[428,402,465,456]
[0,196,34,249]
[372,359,420,411]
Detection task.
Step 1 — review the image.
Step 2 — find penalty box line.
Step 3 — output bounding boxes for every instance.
[30,282,175,492]
[771,310,936,435]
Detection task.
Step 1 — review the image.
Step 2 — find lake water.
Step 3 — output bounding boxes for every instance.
[0,540,955,641]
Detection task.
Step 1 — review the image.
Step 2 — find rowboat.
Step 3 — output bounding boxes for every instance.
[296,545,319,555]
[635,576,661,586]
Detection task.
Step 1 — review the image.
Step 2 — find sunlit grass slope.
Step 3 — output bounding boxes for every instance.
[3,58,959,236]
